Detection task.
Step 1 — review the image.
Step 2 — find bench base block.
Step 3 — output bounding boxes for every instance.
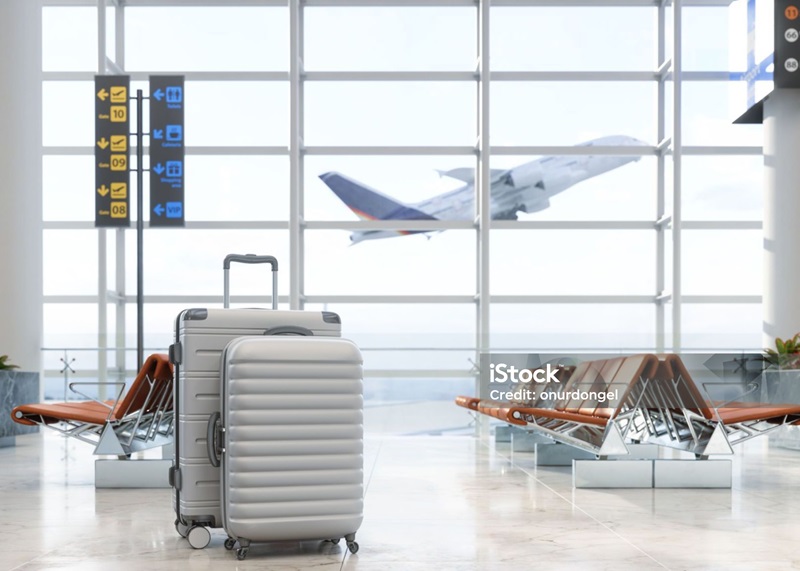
[574,458,732,488]
[95,459,172,489]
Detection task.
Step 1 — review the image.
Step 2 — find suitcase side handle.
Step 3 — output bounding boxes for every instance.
[206,411,223,468]
[223,254,279,310]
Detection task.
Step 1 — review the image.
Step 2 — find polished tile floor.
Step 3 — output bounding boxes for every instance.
[3,427,800,571]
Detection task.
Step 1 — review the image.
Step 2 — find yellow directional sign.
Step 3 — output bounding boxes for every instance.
[110,135,126,152]
[110,182,127,199]
[110,86,127,103]
[95,75,130,227]
[110,105,127,122]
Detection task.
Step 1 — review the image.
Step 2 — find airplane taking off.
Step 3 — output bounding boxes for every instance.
[319,135,648,243]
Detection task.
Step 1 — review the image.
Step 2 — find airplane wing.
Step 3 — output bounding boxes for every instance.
[436,168,508,184]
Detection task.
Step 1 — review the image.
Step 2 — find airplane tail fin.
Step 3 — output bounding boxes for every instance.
[319,172,437,221]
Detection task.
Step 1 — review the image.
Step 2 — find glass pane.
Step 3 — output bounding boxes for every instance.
[492,82,656,146]
[125,230,289,296]
[304,82,475,146]
[681,303,761,350]
[304,7,475,71]
[491,7,655,71]
[43,231,98,295]
[185,82,289,146]
[304,303,475,355]
[491,304,657,351]
[43,156,95,222]
[186,156,289,221]
[682,156,763,221]
[490,230,656,295]
[682,230,761,295]
[304,230,475,296]
[42,7,97,72]
[125,7,288,71]
[682,7,734,71]
[683,82,763,146]
[43,81,94,147]
[43,304,99,350]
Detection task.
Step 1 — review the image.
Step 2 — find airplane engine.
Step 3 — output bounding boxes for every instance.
[539,169,575,192]
[505,161,543,189]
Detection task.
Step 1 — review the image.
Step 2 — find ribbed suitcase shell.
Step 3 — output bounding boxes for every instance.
[219,336,363,544]
[173,308,341,528]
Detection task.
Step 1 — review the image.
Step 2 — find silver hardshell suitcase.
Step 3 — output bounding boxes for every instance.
[208,336,364,561]
[170,255,341,548]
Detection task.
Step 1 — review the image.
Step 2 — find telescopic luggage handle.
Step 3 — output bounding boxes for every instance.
[223,254,279,309]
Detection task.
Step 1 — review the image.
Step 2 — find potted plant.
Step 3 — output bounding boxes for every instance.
[0,354,39,447]
[0,355,19,370]
[764,334,800,450]
[763,333,800,370]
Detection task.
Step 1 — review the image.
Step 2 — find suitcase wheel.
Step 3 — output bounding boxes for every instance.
[187,525,211,550]
[224,538,237,551]
[325,538,340,545]
[174,519,189,538]
[347,541,359,554]
[236,547,249,561]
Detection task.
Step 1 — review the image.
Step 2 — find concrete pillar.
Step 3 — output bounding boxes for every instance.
[763,90,800,345]
[0,1,43,373]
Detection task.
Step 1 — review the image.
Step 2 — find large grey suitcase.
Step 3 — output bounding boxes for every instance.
[208,336,364,561]
[170,255,341,548]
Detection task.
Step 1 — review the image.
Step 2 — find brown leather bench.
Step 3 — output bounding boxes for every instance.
[12,354,174,455]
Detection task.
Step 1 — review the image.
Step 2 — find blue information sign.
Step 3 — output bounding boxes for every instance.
[149,76,185,227]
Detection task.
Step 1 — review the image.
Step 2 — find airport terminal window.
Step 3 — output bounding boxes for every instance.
[303,7,475,72]
[682,156,763,221]
[42,7,97,72]
[125,230,290,296]
[682,82,763,147]
[43,156,94,222]
[38,2,765,431]
[682,7,734,72]
[43,230,98,296]
[43,82,95,147]
[125,7,288,72]
[681,304,762,350]
[491,7,655,72]
[490,230,656,296]
[304,156,470,221]
[304,230,476,296]
[491,82,656,147]
[304,82,476,146]
[491,304,657,351]
[488,156,656,221]
[682,230,762,296]
[185,82,289,147]
[186,156,289,221]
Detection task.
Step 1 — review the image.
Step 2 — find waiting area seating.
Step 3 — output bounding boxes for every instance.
[457,354,800,458]
[11,354,174,457]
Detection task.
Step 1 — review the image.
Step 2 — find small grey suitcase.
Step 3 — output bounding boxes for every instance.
[207,336,364,560]
[170,255,342,549]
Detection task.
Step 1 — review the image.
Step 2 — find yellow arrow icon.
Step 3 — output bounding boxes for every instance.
[97,137,109,149]
[97,88,109,101]
[97,185,110,197]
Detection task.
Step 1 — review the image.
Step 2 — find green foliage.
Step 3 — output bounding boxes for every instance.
[764,333,800,369]
[0,355,19,370]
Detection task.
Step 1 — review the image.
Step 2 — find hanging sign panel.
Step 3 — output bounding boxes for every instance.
[149,75,185,227]
[95,75,130,227]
